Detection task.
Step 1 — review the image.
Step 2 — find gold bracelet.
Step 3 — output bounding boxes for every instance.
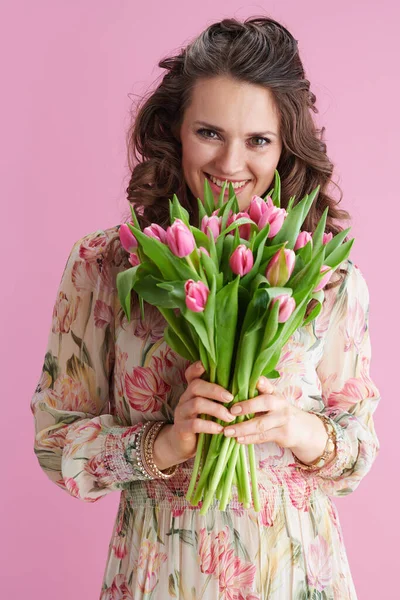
[140,421,178,480]
[293,413,337,471]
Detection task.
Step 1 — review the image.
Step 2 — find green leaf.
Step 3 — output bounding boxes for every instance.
[128,205,141,230]
[203,176,216,214]
[191,226,210,251]
[116,266,138,321]
[272,186,320,248]
[215,275,240,389]
[218,217,258,239]
[270,169,281,208]
[323,227,351,258]
[197,196,208,228]
[324,238,355,269]
[200,249,220,289]
[128,225,195,281]
[169,194,191,227]
[241,226,270,288]
[163,325,196,361]
[217,180,229,207]
[203,274,217,363]
[296,239,312,265]
[260,299,280,348]
[311,206,329,255]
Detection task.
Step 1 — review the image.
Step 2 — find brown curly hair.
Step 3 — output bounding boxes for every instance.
[122,15,351,306]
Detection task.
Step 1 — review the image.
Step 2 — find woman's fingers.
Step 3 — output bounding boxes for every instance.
[185,360,205,384]
[229,394,278,416]
[223,412,286,439]
[179,396,235,424]
[175,417,224,435]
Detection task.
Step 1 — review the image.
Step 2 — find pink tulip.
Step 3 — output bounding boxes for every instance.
[119,223,138,253]
[313,265,333,292]
[271,294,296,323]
[229,244,254,276]
[323,232,333,245]
[184,279,210,312]
[266,248,296,286]
[201,215,221,240]
[248,195,271,224]
[128,253,140,267]
[294,231,313,251]
[143,223,167,243]
[166,218,196,258]
[226,212,252,240]
[198,246,210,257]
[258,205,287,238]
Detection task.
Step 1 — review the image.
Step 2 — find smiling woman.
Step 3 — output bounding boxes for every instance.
[177,76,283,211]
[31,14,380,600]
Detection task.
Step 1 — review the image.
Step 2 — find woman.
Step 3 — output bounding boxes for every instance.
[31,16,380,599]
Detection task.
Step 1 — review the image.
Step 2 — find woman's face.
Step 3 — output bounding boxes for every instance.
[179,76,283,212]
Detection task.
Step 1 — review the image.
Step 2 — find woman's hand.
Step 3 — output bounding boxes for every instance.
[153,361,236,469]
[222,377,328,462]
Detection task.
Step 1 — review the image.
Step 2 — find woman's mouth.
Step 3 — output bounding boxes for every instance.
[204,172,251,195]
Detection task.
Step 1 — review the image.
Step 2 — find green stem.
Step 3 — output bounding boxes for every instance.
[200,435,232,515]
[239,444,251,509]
[218,438,240,511]
[185,427,206,504]
[247,443,260,512]
[190,433,223,506]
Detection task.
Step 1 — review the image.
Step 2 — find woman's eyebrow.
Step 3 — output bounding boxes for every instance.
[194,120,278,138]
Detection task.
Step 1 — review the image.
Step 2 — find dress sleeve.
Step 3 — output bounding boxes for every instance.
[294,260,381,496]
[30,229,153,503]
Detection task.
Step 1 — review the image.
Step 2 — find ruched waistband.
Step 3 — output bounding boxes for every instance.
[122,465,326,512]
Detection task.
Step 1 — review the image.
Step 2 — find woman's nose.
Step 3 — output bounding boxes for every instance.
[213,141,246,177]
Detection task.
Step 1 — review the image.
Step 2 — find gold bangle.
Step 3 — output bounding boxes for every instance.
[293,413,337,471]
[140,421,178,480]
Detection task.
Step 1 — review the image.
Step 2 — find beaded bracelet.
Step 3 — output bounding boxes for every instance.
[293,413,337,471]
[140,421,178,480]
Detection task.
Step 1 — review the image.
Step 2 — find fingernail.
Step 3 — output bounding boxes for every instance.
[230,405,242,415]
[258,376,267,386]
[224,428,235,436]
[196,361,204,369]
[222,391,234,401]
[225,413,235,422]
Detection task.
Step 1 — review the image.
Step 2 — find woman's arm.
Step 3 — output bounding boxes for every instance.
[30,229,158,503]
[293,260,381,496]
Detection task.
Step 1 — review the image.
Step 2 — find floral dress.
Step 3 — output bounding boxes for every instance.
[30,224,380,600]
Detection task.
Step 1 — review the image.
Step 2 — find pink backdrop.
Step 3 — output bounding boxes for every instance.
[1,1,397,598]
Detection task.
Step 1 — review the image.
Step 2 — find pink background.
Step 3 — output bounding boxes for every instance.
[1,1,397,598]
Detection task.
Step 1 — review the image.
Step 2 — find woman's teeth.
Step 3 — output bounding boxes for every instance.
[207,174,249,190]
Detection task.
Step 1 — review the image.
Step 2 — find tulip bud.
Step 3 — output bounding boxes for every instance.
[258,205,287,238]
[166,218,196,258]
[229,244,254,276]
[313,265,333,292]
[226,212,252,240]
[119,223,138,253]
[143,223,167,243]
[128,253,140,267]
[184,279,210,312]
[322,232,333,245]
[271,294,296,323]
[198,246,210,257]
[248,195,271,224]
[266,248,296,286]
[201,215,221,241]
[294,231,313,251]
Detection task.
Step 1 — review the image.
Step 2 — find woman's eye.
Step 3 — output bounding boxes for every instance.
[197,128,271,148]
[197,128,218,139]
[251,136,271,147]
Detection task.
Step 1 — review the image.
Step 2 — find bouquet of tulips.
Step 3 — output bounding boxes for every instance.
[116,170,354,515]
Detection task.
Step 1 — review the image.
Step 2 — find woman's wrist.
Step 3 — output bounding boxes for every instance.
[290,410,331,465]
[153,424,187,471]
